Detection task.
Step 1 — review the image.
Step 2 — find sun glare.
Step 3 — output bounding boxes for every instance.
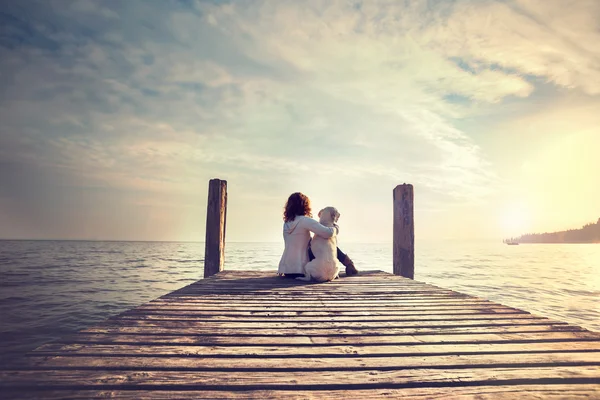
[500,203,531,237]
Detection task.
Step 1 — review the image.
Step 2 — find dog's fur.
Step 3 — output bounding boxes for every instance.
[297,206,340,283]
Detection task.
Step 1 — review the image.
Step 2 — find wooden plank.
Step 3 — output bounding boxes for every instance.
[138,302,499,309]
[166,293,477,298]
[185,279,421,285]
[171,287,452,293]
[171,281,450,287]
[130,304,513,312]
[118,307,535,317]
[122,307,525,316]
[79,328,581,338]
[126,308,519,315]
[24,352,600,371]
[157,291,481,297]
[160,286,456,291]
[168,292,469,296]
[154,299,487,305]
[118,312,532,320]
[145,300,501,307]
[30,326,579,345]
[153,299,487,305]
[149,295,492,302]
[158,284,480,291]
[2,366,600,389]
[106,324,580,336]
[169,283,451,288]
[90,316,564,328]
[166,283,458,289]
[34,341,600,357]
[63,331,600,345]
[176,286,447,293]
[4,385,600,400]
[114,311,546,320]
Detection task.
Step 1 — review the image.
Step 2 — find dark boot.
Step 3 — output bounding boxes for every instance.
[341,254,358,276]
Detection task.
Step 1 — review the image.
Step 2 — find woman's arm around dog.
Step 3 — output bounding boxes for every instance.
[302,216,336,238]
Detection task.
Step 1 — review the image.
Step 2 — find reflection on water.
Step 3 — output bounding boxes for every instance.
[0,240,599,363]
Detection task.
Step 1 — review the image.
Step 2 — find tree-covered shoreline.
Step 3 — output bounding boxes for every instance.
[506,218,600,244]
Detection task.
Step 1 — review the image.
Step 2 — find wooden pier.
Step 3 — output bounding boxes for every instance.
[2,270,600,398]
[2,180,599,398]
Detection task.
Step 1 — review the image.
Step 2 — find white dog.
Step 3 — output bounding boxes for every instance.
[297,206,341,283]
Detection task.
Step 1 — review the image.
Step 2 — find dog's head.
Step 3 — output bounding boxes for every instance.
[318,206,340,226]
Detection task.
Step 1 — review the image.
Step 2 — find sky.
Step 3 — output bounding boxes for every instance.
[0,0,599,243]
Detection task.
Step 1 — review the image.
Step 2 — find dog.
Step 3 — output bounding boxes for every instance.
[297,206,340,283]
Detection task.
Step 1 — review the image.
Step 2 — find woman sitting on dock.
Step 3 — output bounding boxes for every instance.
[278,192,358,278]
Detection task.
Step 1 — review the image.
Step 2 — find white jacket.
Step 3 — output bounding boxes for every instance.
[278,215,336,275]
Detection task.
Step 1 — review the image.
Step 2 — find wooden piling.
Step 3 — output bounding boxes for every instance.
[204,178,227,278]
[393,184,414,279]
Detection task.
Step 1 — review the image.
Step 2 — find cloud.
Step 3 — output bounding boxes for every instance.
[422,0,600,94]
[0,0,598,240]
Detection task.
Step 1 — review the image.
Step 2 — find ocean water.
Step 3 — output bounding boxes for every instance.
[0,240,599,364]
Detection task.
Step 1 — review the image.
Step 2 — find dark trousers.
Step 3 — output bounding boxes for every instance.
[308,240,347,262]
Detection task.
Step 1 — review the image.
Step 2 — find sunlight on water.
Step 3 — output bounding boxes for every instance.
[0,240,599,364]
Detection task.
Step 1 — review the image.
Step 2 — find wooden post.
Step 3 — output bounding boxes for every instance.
[393,184,414,279]
[204,179,227,278]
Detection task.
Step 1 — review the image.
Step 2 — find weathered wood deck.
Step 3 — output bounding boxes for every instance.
[2,270,600,398]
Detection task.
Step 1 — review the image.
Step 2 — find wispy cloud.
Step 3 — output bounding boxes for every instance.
[1,0,598,240]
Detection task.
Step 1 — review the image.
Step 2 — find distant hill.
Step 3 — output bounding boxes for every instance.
[509,218,600,244]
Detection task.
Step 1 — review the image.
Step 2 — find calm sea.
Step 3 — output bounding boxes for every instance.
[1,240,599,364]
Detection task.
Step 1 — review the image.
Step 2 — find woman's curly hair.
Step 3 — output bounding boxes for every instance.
[283,192,312,222]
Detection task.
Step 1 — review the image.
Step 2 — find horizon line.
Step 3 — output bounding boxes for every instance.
[0,238,501,243]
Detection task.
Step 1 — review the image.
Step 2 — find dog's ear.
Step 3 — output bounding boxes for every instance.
[330,208,340,223]
[318,209,323,218]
